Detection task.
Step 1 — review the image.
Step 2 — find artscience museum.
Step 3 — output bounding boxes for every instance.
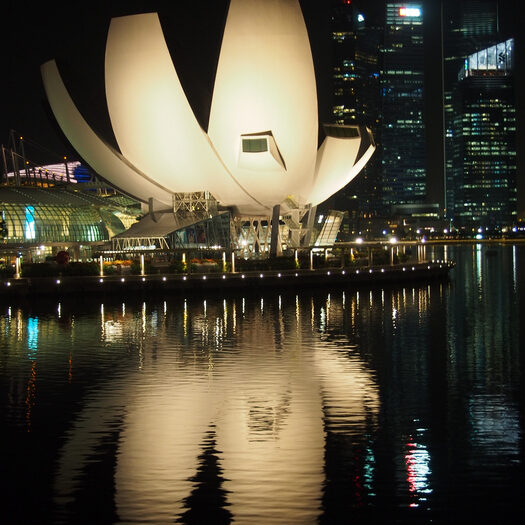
[41,0,375,254]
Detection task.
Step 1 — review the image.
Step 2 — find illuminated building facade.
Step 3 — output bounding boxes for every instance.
[0,186,138,262]
[451,39,516,229]
[41,0,375,253]
[329,0,382,234]
[443,0,500,220]
[381,3,426,212]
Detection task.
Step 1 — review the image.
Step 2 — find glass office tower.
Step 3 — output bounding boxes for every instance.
[452,39,516,229]
[380,3,426,212]
[443,0,500,221]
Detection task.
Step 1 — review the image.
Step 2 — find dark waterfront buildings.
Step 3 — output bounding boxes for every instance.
[327,0,382,237]
[329,0,519,236]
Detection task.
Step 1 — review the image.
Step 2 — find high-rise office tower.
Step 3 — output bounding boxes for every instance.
[452,39,516,229]
[380,3,426,212]
[443,0,500,221]
[328,0,382,234]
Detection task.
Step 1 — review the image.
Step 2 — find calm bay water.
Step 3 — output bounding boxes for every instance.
[1,244,524,524]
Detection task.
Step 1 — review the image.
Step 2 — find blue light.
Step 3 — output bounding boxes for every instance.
[24,206,36,240]
[27,317,39,359]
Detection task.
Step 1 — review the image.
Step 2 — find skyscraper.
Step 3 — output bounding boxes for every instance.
[451,39,516,229]
[380,3,426,211]
[328,0,382,235]
[443,0,500,221]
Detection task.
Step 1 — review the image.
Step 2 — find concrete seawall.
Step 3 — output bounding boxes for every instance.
[1,261,455,299]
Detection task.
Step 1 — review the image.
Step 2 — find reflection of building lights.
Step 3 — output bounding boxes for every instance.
[27,317,39,358]
[405,433,432,506]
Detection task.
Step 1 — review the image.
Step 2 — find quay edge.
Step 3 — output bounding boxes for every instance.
[1,261,455,299]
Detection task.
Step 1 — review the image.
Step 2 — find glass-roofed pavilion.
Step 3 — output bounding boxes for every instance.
[0,186,139,262]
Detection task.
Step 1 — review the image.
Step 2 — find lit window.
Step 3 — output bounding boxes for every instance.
[242,138,268,153]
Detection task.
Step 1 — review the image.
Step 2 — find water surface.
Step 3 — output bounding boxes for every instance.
[1,244,524,523]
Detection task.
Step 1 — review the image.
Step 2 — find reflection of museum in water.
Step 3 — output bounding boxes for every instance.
[2,287,445,522]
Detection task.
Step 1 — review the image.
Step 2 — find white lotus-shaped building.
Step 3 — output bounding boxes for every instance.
[41,0,374,238]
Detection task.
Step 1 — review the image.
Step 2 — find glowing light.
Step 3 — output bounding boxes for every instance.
[24,206,36,240]
[399,7,421,17]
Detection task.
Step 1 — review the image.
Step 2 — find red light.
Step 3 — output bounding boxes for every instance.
[344,0,351,4]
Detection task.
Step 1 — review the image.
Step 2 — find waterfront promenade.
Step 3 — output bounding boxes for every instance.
[1,260,454,298]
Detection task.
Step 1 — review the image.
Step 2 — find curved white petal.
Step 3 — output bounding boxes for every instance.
[41,60,173,206]
[208,0,318,210]
[105,13,262,210]
[308,128,376,206]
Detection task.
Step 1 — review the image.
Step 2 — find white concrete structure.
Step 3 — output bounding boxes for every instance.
[41,0,374,219]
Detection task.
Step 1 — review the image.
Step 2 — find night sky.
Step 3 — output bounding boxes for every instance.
[1,0,519,166]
